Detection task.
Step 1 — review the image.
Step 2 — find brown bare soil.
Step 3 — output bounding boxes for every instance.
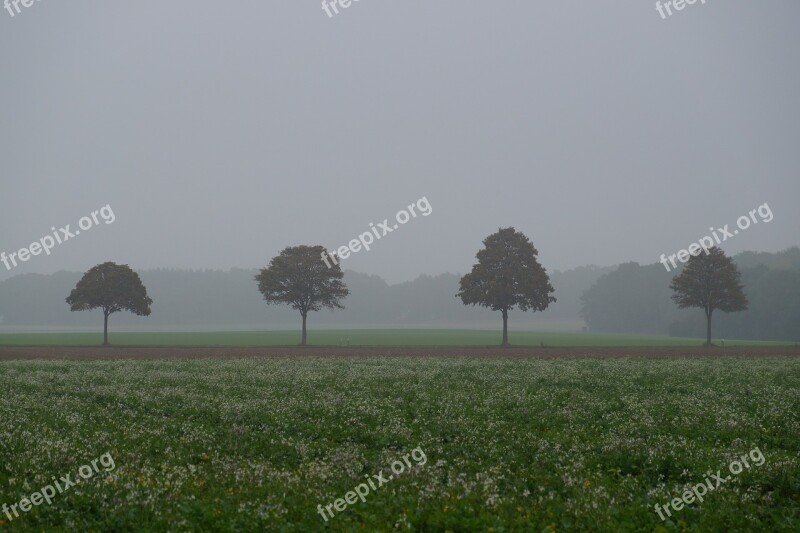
[0,345,799,360]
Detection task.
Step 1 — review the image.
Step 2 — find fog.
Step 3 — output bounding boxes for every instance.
[2,0,798,284]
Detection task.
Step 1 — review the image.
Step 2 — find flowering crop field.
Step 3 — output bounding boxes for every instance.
[0,357,798,531]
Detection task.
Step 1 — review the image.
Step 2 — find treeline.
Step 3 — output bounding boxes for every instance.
[0,266,611,329]
[581,247,800,341]
[5,248,797,341]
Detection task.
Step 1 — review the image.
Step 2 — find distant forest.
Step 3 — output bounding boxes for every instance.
[581,247,800,341]
[2,248,798,341]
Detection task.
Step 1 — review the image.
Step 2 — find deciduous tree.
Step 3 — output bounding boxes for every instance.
[66,262,153,346]
[670,247,748,346]
[255,245,349,345]
[457,227,556,346]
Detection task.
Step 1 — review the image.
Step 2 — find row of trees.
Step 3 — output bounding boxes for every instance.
[252,228,556,346]
[66,228,748,346]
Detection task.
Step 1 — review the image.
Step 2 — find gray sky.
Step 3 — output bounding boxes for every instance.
[1,0,798,284]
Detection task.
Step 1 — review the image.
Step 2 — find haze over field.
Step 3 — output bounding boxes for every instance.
[1,247,797,342]
[2,1,799,285]
[2,3,800,532]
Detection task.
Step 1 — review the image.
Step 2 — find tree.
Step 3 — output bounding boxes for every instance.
[66,262,153,346]
[255,245,349,345]
[669,247,748,346]
[457,227,556,346]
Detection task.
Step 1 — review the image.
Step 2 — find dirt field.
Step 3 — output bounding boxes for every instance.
[1,345,799,360]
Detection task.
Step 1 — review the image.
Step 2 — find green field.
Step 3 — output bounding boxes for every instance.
[0,329,792,347]
[0,357,798,531]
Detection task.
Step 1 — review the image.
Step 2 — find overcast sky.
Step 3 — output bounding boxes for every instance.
[1,1,798,284]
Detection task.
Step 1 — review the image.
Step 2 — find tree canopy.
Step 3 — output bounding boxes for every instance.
[255,245,349,345]
[457,227,555,346]
[669,247,748,345]
[66,262,152,345]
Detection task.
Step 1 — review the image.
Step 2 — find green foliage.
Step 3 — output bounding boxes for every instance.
[670,247,748,344]
[457,227,556,344]
[0,266,613,329]
[66,262,152,317]
[670,247,748,316]
[457,227,555,313]
[255,245,349,344]
[255,246,349,316]
[0,357,798,531]
[581,248,800,341]
[670,266,800,341]
[65,262,152,344]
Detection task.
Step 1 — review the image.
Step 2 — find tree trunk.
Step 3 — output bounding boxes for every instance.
[706,309,712,347]
[501,309,509,347]
[301,312,307,346]
[103,311,110,346]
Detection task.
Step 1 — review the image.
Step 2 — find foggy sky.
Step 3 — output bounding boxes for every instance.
[2,0,798,284]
